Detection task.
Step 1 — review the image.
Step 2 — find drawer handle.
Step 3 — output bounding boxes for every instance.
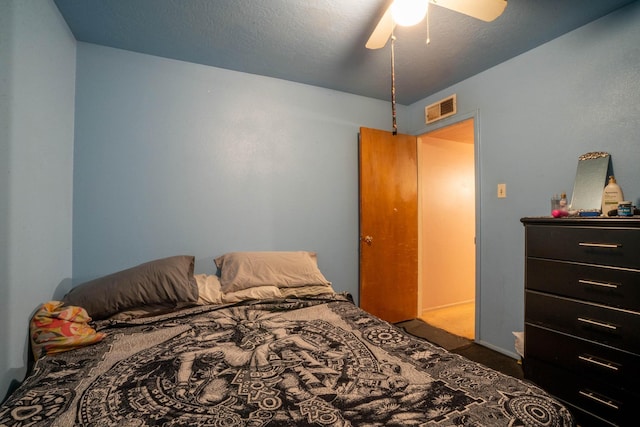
[578,279,619,289]
[578,390,619,410]
[578,354,620,371]
[577,317,617,330]
[578,242,621,249]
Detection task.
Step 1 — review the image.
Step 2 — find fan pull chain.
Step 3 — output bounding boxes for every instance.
[391,34,397,136]
[426,8,431,45]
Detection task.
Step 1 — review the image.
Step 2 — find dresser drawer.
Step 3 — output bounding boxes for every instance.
[525,358,635,426]
[525,291,640,354]
[526,225,640,269]
[525,324,640,389]
[526,258,640,310]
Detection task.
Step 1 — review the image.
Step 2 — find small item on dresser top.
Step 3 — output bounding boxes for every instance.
[618,201,633,216]
[551,192,570,217]
[550,194,561,214]
[608,206,640,216]
[559,192,568,211]
[550,192,568,214]
[569,152,610,212]
[551,209,569,218]
[601,175,624,216]
[578,209,601,217]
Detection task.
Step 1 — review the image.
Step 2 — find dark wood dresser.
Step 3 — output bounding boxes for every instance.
[521,217,640,427]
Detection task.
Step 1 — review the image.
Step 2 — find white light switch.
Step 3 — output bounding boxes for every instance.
[497,183,506,198]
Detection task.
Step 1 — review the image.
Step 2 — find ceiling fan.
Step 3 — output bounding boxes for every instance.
[366,0,507,49]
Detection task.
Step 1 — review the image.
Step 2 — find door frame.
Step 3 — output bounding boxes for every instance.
[414,110,482,341]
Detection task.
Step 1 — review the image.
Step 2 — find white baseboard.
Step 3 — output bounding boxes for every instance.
[421,299,475,314]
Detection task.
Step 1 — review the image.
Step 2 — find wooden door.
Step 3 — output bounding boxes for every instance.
[359,127,418,323]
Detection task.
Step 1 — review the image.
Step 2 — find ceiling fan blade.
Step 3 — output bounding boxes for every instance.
[366,6,396,49]
[430,0,507,22]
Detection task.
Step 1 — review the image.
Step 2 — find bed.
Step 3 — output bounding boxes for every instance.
[0,252,574,426]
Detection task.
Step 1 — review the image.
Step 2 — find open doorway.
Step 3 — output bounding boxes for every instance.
[417,118,476,339]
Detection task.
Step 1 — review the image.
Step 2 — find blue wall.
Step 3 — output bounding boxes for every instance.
[0,0,76,399]
[2,0,639,401]
[72,44,397,294]
[405,2,640,355]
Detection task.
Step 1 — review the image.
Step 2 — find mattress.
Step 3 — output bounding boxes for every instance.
[0,294,574,426]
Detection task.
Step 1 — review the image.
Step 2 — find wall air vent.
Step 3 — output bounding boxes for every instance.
[425,94,457,124]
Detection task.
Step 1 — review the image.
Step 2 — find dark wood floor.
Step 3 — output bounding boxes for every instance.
[396,318,524,379]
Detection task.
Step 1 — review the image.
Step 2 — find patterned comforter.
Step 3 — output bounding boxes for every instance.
[0,294,574,426]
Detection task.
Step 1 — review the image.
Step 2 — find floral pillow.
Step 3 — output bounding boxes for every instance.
[30,301,106,360]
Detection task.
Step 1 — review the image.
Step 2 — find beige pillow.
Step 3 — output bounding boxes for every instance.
[215,251,331,293]
[222,285,282,303]
[195,274,223,305]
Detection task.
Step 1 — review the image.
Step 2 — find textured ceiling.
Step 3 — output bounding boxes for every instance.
[54,0,636,105]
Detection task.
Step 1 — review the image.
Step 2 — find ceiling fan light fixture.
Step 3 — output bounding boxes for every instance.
[391,0,429,27]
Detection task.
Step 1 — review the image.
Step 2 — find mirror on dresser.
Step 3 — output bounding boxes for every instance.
[569,152,610,212]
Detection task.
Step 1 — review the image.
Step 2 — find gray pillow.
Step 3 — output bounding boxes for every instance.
[62,255,198,320]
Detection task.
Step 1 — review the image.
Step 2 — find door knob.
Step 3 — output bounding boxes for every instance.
[362,235,373,245]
